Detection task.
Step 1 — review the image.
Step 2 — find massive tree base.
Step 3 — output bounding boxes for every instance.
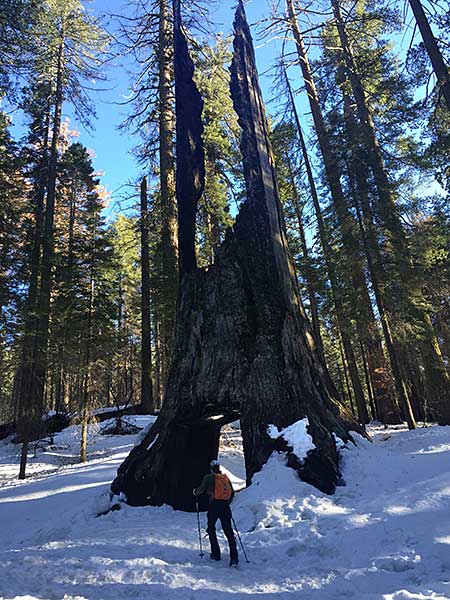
[111,1,362,511]
[111,224,359,511]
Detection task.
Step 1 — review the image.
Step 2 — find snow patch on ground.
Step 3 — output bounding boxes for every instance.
[1,419,450,599]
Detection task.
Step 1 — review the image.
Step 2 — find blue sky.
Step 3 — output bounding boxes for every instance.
[54,0,287,218]
[7,0,439,218]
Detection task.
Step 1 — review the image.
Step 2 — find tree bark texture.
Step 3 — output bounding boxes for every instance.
[158,0,178,388]
[284,71,368,423]
[408,0,450,111]
[173,0,205,274]
[17,41,65,475]
[111,0,361,512]
[140,177,154,414]
[332,0,449,424]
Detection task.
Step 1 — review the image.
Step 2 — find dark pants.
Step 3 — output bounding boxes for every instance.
[207,500,238,561]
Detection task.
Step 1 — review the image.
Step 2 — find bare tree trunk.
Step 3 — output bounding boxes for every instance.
[339,334,355,416]
[285,5,375,423]
[283,69,367,424]
[158,0,178,391]
[111,1,361,511]
[152,302,163,409]
[283,149,325,364]
[80,407,88,463]
[17,41,64,477]
[19,442,29,480]
[408,0,450,110]
[331,0,448,424]
[140,177,154,413]
[80,219,96,463]
[359,338,376,420]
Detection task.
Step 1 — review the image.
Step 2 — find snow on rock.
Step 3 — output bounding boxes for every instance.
[267,417,316,462]
[1,419,450,599]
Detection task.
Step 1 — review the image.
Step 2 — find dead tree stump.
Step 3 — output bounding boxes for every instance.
[111,0,361,511]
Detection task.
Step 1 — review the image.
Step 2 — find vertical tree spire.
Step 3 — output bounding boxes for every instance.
[173,0,205,275]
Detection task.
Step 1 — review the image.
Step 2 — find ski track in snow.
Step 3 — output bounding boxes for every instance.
[1,418,450,599]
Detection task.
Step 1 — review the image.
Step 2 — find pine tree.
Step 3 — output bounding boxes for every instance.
[0,113,26,422]
[408,0,450,110]
[328,0,450,424]
[120,0,178,392]
[0,0,41,94]
[15,0,108,477]
[193,36,241,265]
[110,215,141,412]
[140,177,154,414]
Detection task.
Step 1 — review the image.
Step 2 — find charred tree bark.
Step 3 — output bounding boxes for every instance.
[111,1,361,511]
[173,0,204,274]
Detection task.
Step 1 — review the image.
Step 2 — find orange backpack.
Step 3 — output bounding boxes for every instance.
[213,473,232,501]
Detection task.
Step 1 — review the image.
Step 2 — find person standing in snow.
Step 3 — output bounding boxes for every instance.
[193,459,239,566]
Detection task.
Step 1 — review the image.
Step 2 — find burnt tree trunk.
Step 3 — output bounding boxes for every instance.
[111,0,361,511]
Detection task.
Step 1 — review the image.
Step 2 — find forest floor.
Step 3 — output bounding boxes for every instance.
[0,414,450,600]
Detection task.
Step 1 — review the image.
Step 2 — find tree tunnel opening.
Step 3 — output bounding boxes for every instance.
[216,419,246,496]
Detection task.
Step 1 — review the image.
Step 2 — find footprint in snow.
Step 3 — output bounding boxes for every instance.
[372,554,421,572]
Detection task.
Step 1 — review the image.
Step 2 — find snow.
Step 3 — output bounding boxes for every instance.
[1,418,450,599]
[267,417,316,462]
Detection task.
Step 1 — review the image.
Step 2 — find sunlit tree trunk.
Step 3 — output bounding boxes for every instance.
[158,0,178,391]
[140,176,154,413]
[284,69,367,423]
[332,0,449,424]
[408,0,450,110]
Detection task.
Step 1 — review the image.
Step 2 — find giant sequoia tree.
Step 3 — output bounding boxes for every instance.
[111,0,360,511]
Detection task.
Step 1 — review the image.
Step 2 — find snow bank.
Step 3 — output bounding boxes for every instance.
[1,418,450,599]
[267,417,316,462]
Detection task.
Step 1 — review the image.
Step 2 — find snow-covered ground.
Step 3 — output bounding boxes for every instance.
[1,416,450,600]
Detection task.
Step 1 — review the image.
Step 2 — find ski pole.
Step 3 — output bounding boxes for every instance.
[196,501,204,558]
[232,516,250,563]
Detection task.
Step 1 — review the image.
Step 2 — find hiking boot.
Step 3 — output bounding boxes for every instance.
[210,553,221,561]
[229,554,239,567]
